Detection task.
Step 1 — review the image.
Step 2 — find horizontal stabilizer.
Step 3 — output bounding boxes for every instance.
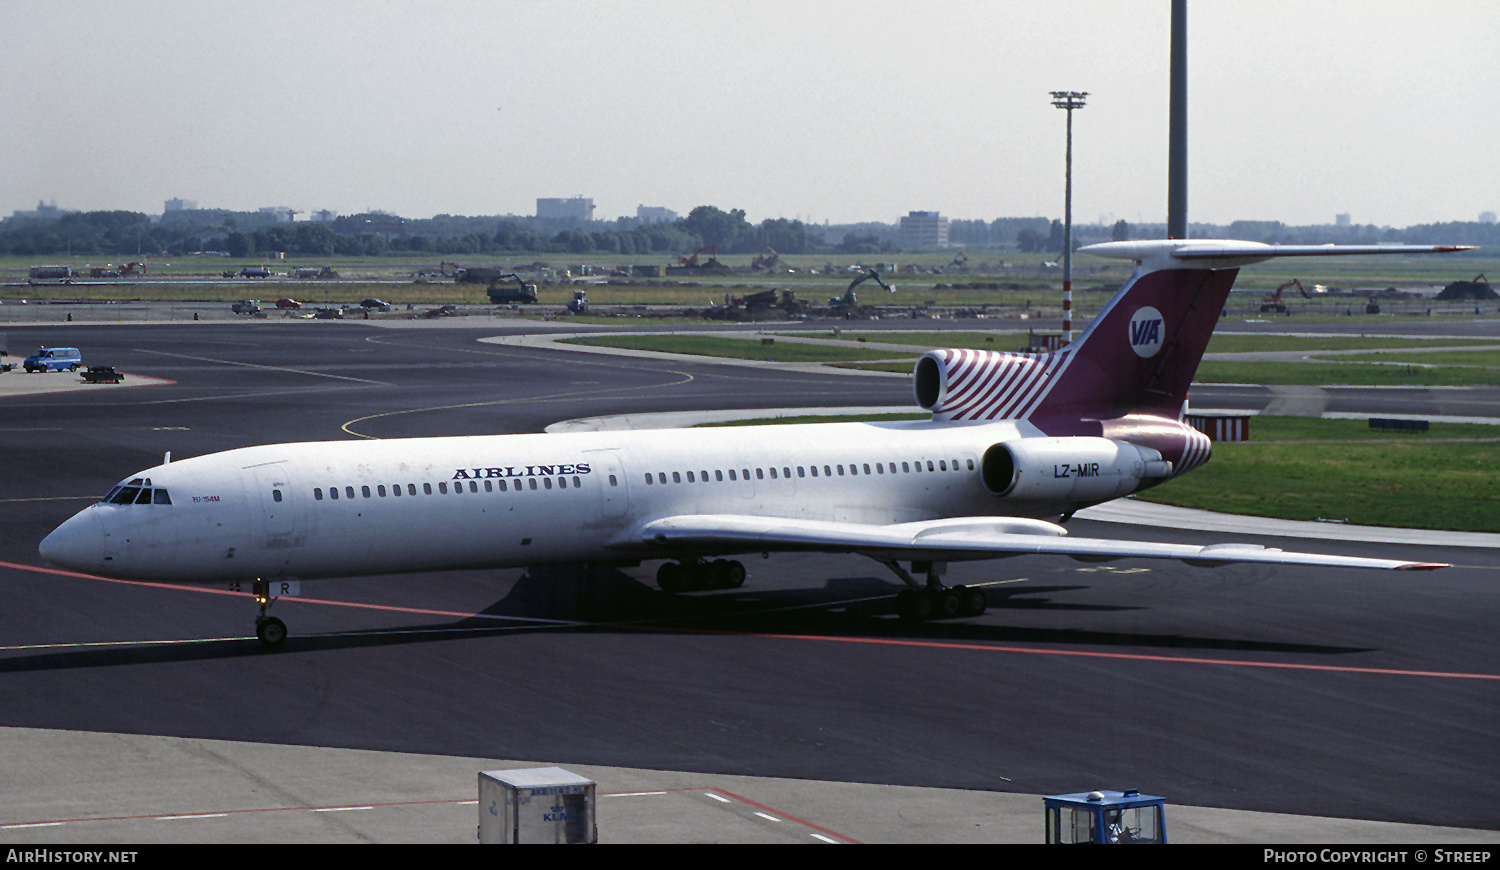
[1083,240,1474,271]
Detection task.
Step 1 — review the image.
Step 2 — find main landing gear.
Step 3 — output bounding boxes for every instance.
[251,578,288,648]
[882,559,988,622]
[656,559,747,593]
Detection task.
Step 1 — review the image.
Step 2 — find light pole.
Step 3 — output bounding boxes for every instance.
[1168,0,1188,240]
[1051,90,1087,343]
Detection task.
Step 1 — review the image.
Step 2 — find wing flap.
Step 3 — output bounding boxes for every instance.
[628,514,1445,571]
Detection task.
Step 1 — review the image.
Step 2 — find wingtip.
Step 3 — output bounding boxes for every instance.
[1395,562,1449,571]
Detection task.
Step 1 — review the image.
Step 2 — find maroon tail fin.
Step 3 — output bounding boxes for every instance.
[1032,266,1238,420]
[915,266,1236,422]
[915,240,1471,424]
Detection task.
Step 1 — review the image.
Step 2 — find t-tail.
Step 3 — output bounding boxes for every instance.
[913,239,1472,481]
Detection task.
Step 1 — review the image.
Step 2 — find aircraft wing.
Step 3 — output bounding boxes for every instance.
[628,514,1446,571]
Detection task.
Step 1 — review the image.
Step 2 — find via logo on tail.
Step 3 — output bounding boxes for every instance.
[1128,306,1165,358]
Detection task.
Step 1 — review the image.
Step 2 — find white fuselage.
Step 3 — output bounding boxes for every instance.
[42,417,1147,584]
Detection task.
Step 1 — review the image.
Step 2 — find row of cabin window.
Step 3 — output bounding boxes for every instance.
[643,457,973,486]
[297,474,598,503]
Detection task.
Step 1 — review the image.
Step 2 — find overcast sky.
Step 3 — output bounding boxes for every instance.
[3,0,1495,229]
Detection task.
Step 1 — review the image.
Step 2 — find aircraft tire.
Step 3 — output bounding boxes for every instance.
[657,562,685,593]
[937,590,962,619]
[902,590,935,621]
[256,616,287,648]
[709,559,746,589]
[894,588,915,620]
[958,586,988,617]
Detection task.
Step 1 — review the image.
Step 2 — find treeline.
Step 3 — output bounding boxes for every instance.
[1,205,1494,260]
[0,205,838,259]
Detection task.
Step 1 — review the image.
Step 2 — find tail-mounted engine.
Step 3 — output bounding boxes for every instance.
[914,348,1073,422]
[982,437,1173,503]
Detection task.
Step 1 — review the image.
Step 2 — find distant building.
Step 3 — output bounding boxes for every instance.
[259,206,298,222]
[6,200,72,222]
[636,205,677,224]
[899,211,949,249]
[344,215,406,239]
[1481,211,1497,224]
[309,209,337,222]
[537,196,595,221]
[1336,213,1351,227]
[164,197,198,212]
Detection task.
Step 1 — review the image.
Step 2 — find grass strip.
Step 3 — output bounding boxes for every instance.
[1195,360,1500,386]
[1138,417,1500,532]
[558,334,903,363]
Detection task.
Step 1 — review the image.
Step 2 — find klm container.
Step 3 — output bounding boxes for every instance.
[478,767,596,844]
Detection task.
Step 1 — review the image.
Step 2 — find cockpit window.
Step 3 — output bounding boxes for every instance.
[102,484,171,506]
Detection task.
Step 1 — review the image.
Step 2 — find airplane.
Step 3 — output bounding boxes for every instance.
[39,239,1468,647]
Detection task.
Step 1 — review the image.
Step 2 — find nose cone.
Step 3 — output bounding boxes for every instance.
[39,509,105,574]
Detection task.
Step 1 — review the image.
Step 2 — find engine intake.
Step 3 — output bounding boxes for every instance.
[982,437,1172,503]
[913,348,1070,422]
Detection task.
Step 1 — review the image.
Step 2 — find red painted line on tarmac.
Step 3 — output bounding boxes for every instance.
[0,560,544,623]
[0,798,475,830]
[704,787,863,843]
[747,631,1500,681]
[2,788,861,843]
[6,559,1495,680]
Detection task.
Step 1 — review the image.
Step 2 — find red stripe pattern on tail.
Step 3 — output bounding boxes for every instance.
[1175,427,1212,476]
[928,348,1073,422]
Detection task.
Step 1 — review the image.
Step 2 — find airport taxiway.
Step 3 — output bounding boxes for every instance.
[1,316,1497,843]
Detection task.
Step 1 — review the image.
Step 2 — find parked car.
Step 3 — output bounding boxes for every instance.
[359,298,391,312]
[275,298,301,309]
[232,300,262,314]
[81,366,124,384]
[24,347,82,373]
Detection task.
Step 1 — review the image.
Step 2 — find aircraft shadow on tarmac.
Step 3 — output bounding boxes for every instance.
[0,564,1372,673]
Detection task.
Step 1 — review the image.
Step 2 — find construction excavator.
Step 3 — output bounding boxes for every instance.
[1260,278,1309,314]
[832,267,895,311]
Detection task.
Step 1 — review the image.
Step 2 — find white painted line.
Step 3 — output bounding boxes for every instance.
[811,833,839,844]
[607,791,669,797]
[158,813,229,821]
[705,793,732,803]
[754,812,781,822]
[2,822,66,829]
[312,806,373,813]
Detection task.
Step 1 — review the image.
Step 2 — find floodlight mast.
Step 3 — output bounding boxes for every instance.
[1051,90,1087,342]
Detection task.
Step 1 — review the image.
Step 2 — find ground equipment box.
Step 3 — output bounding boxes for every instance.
[478,767,597,844]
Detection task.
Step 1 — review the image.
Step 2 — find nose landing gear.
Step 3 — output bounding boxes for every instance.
[251,577,288,648]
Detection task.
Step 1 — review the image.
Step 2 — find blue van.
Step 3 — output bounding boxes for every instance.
[24,347,82,373]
